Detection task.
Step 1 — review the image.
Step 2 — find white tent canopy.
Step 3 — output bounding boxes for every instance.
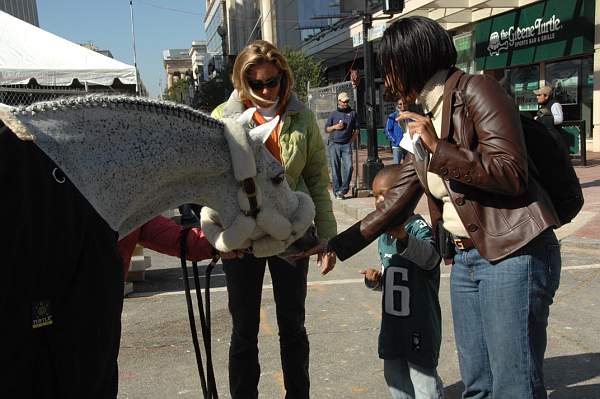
[0,10,137,86]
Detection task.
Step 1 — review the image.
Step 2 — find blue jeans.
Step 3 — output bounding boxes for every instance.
[328,142,353,195]
[392,146,406,164]
[384,359,444,399]
[450,229,561,399]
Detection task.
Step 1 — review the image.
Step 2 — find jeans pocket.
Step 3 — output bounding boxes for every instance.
[546,243,561,295]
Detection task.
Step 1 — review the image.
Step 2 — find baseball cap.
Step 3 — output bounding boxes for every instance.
[533,85,552,96]
[338,92,350,102]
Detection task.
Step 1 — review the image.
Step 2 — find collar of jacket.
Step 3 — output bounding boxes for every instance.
[221,90,304,119]
[418,69,446,116]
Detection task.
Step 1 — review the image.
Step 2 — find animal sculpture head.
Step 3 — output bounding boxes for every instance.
[200,107,317,257]
[0,96,316,257]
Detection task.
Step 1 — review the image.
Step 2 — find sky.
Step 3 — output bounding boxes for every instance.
[38,0,207,98]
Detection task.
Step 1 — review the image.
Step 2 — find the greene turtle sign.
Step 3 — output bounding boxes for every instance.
[475,0,594,70]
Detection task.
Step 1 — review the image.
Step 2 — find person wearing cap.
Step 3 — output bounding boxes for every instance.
[534,85,563,129]
[325,92,359,200]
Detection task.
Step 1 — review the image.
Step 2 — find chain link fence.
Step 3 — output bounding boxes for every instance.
[0,81,136,107]
[307,81,356,141]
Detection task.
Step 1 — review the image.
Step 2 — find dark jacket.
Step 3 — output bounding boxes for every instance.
[325,108,357,144]
[330,69,559,262]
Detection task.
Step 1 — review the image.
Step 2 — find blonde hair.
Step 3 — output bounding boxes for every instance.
[232,40,294,108]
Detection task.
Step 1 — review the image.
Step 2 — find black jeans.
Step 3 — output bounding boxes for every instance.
[223,254,310,399]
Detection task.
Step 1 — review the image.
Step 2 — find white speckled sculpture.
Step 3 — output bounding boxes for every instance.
[0,96,316,257]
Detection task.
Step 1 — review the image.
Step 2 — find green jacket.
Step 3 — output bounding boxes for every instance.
[211,91,337,239]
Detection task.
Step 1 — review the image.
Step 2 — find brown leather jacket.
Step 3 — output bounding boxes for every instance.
[330,69,559,262]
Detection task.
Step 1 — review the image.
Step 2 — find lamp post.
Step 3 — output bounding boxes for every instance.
[129,0,140,96]
[218,0,228,68]
[361,2,383,190]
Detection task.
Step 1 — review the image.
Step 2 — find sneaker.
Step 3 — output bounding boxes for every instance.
[335,193,345,200]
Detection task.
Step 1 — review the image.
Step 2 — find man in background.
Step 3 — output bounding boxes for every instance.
[534,85,563,129]
[325,92,358,200]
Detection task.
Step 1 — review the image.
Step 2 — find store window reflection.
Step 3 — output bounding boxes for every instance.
[488,65,540,112]
[545,57,594,138]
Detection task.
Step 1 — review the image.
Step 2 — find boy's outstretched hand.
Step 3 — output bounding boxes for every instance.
[360,268,382,284]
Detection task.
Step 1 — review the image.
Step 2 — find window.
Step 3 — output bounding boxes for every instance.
[505,65,540,112]
[545,59,580,105]
[454,33,474,74]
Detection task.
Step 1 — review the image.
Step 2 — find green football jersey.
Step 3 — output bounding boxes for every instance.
[377,215,442,370]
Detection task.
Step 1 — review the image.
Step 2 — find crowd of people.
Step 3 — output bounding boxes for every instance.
[2,15,566,399]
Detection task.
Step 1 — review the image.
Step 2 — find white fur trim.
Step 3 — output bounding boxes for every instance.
[252,236,286,258]
[290,192,316,236]
[200,207,255,252]
[0,107,35,141]
[256,207,292,241]
[222,117,256,181]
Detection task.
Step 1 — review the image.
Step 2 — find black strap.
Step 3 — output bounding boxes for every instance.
[242,178,259,218]
[180,228,219,398]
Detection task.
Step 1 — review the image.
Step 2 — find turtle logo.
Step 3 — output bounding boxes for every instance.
[487,31,509,56]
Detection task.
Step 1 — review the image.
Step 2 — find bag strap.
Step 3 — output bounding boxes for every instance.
[440,68,473,141]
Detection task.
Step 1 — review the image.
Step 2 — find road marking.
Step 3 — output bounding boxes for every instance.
[126,264,600,299]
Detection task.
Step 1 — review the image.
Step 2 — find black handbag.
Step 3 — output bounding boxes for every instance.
[435,221,455,260]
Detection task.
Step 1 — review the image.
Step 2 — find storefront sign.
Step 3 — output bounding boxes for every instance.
[475,0,594,70]
[486,15,562,56]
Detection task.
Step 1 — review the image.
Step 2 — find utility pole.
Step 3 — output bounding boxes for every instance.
[129,0,140,96]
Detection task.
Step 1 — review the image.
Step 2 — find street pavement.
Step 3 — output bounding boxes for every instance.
[118,152,600,398]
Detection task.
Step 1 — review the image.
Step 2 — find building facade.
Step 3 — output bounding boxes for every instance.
[204,0,260,76]
[190,40,208,83]
[163,48,193,91]
[0,0,38,26]
[301,0,600,152]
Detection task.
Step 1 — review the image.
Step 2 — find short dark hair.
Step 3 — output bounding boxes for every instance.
[378,16,457,98]
[373,164,403,189]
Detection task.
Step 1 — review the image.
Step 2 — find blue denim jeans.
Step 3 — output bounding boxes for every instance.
[450,229,561,399]
[328,142,353,195]
[392,146,403,164]
[384,358,444,399]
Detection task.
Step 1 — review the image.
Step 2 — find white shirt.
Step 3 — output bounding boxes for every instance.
[551,102,563,125]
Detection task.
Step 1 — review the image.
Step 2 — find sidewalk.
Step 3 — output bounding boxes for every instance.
[334,148,600,250]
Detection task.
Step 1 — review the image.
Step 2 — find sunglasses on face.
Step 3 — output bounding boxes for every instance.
[247,75,282,91]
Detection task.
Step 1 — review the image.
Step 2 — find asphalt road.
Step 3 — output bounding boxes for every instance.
[118,210,600,398]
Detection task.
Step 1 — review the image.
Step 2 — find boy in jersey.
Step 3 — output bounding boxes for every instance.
[360,165,444,399]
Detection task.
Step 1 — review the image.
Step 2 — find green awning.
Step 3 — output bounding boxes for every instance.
[475,0,595,70]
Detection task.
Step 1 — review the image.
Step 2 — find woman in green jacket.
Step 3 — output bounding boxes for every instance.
[211,40,336,399]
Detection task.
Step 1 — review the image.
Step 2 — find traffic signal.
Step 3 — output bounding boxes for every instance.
[384,0,404,14]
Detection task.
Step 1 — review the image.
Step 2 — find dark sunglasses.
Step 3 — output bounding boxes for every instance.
[248,75,282,91]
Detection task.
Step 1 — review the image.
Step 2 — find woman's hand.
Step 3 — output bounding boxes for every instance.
[285,240,328,260]
[285,240,337,275]
[317,250,336,275]
[396,112,439,154]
